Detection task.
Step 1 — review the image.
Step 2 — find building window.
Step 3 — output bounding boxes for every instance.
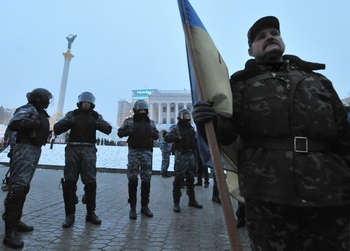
[170,118,175,124]
[163,107,166,112]
[162,118,167,124]
[171,107,175,112]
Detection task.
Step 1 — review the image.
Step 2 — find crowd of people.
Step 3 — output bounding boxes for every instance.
[2,15,350,251]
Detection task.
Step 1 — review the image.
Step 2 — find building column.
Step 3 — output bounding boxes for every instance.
[149,103,154,120]
[158,103,162,124]
[175,103,179,119]
[166,103,170,124]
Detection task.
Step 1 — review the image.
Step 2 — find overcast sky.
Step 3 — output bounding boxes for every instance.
[1,1,349,125]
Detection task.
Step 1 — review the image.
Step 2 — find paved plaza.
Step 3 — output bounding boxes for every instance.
[0,164,251,251]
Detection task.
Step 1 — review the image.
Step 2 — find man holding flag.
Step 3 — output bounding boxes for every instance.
[193,15,350,250]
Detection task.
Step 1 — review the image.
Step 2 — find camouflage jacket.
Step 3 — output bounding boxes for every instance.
[8,103,50,146]
[216,55,350,207]
[160,138,172,155]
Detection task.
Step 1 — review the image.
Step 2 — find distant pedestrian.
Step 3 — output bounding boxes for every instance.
[3,88,52,249]
[165,108,202,213]
[117,100,159,219]
[160,130,172,178]
[54,91,112,228]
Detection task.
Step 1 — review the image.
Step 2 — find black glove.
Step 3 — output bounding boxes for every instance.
[192,100,216,125]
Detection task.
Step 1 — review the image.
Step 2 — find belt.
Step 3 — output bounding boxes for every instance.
[244,137,328,153]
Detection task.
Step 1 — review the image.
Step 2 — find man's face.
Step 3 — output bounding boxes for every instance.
[81,102,91,110]
[138,109,147,114]
[248,28,285,63]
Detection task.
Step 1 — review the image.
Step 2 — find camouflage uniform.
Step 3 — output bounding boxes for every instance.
[117,113,158,218]
[159,137,172,175]
[54,108,112,224]
[4,101,50,248]
[213,55,350,250]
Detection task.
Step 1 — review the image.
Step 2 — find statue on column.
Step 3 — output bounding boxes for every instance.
[66,34,77,49]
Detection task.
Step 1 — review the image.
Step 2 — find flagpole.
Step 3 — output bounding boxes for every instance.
[178,2,242,251]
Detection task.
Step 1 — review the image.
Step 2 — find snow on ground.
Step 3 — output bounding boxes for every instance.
[0,143,174,172]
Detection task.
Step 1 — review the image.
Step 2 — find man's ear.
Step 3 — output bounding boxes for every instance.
[248,48,253,57]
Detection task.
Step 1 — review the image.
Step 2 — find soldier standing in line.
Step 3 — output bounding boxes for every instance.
[54,91,112,228]
[117,100,159,219]
[160,130,172,178]
[165,108,203,213]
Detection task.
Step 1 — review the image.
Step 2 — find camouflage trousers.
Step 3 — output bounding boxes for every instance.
[64,144,97,184]
[8,143,41,190]
[245,198,350,251]
[161,153,171,173]
[127,148,152,182]
[174,151,196,177]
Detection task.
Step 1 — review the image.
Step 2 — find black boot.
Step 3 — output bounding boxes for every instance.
[86,212,101,225]
[3,228,23,249]
[85,182,101,225]
[3,187,25,248]
[17,221,34,232]
[212,173,221,204]
[187,186,203,209]
[236,202,246,228]
[173,203,180,213]
[161,171,171,178]
[194,180,202,186]
[128,179,138,219]
[62,180,76,228]
[17,186,34,232]
[173,176,182,213]
[62,215,75,228]
[141,181,153,217]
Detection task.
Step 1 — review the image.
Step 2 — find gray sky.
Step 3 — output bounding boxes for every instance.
[1,1,349,125]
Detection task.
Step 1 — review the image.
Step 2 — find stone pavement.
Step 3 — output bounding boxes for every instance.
[0,165,251,251]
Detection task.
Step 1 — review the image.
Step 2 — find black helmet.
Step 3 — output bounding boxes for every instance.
[133,100,149,114]
[77,91,95,109]
[177,108,191,121]
[26,88,52,109]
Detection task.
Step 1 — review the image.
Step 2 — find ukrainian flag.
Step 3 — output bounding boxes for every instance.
[178,0,242,203]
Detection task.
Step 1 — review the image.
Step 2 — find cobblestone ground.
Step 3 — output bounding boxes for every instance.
[0,165,251,251]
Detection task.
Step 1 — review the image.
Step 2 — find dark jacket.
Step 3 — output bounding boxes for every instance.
[215,55,350,207]
[117,114,158,150]
[54,109,112,143]
[165,121,197,153]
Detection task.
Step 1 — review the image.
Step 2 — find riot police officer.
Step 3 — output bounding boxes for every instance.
[3,88,52,249]
[54,92,112,228]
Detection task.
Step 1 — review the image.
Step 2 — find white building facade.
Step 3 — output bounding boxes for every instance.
[117,89,192,130]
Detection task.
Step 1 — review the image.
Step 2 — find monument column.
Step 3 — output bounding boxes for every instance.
[55,34,77,121]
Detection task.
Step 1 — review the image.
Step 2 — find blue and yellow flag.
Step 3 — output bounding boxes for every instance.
[178,0,232,116]
[178,0,242,202]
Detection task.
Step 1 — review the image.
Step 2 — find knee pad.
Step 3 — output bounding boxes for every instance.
[64,180,77,192]
[84,182,97,192]
[128,179,138,188]
[6,187,25,204]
